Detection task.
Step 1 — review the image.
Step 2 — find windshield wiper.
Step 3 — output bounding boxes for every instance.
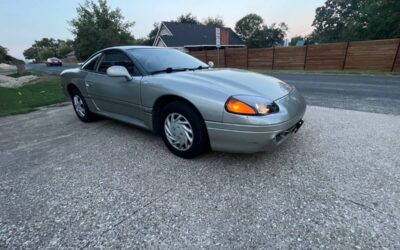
[150,66,210,75]
[150,67,188,75]
[191,65,210,71]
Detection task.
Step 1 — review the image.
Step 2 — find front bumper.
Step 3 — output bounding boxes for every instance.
[206,89,306,153]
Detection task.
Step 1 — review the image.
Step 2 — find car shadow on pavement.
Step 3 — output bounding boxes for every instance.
[95,113,309,175]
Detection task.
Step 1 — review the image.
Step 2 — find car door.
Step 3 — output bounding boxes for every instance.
[84,50,142,119]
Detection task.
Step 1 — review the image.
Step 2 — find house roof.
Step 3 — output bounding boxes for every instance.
[157,22,245,47]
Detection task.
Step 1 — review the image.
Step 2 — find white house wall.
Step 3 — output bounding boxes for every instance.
[159,26,172,36]
[156,38,167,47]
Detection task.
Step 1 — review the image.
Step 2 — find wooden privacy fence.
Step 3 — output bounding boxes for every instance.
[189,39,400,72]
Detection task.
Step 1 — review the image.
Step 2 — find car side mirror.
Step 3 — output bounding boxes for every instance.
[208,61,214,68]
[106,66,132,81]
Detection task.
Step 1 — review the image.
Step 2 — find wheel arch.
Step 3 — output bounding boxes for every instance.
[152,95,206,135]
[66,83,79,97]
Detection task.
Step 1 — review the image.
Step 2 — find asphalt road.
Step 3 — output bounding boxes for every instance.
[268,72,400,115]
[1,104,400,248]
[26,64,400,115]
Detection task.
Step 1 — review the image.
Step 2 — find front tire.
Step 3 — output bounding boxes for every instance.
[70,89,95,122]
[161,101,209,159]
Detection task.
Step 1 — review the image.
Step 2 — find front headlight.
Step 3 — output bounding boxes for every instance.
[225,95,279,116]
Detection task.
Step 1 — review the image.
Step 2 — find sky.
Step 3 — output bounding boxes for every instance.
[0,0,325,59]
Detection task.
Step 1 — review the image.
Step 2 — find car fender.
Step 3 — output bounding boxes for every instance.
[141,76,228,123]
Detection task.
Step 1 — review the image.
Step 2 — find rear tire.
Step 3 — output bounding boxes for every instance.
[160,101,209,159]
[70,89,96,122]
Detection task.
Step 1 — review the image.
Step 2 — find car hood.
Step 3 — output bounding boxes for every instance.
[153,68,292,101]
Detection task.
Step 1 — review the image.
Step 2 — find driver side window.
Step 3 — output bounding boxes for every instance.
[96,51,140,76]
[82,54,101,71]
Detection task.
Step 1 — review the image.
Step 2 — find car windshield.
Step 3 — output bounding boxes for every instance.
[128,48,208,74]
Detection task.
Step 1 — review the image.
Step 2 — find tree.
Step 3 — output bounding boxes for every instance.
[23,38,58,61]
[311,0,400,43]
[361,0,400,40]
[247,23,288,48]
[0,45,8,63]
[203,16,225,27]
[23,47,37,60]
[69,0,135,60]
[175,13,199,24]
[235,14,264,45]
[145,22,160,45]
[0,45,25,73]
[134,23,159,46]
[311,0,365,43]
[57,40,74,58]
[235,14,288,48]
[23,38,74,61]
[35,38,58,51]
[39,48,55,60]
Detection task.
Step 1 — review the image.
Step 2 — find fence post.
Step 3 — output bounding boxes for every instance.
[303,45,309,70]
[246,48,249,69]
[391,39,400,72]
[224,48,228,67]
[204,49,208,63]
[342,41,350,71]
[272,47,275,70]
[223,48,227,67]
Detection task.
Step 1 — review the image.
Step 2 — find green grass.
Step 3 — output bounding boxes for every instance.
[0,78,67,117]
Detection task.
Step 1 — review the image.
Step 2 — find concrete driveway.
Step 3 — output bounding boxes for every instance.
[0,104,399,248]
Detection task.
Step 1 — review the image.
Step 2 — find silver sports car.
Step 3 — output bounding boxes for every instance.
[60,46,306,158]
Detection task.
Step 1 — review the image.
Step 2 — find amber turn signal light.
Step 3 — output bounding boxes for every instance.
[225,97,257,115]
